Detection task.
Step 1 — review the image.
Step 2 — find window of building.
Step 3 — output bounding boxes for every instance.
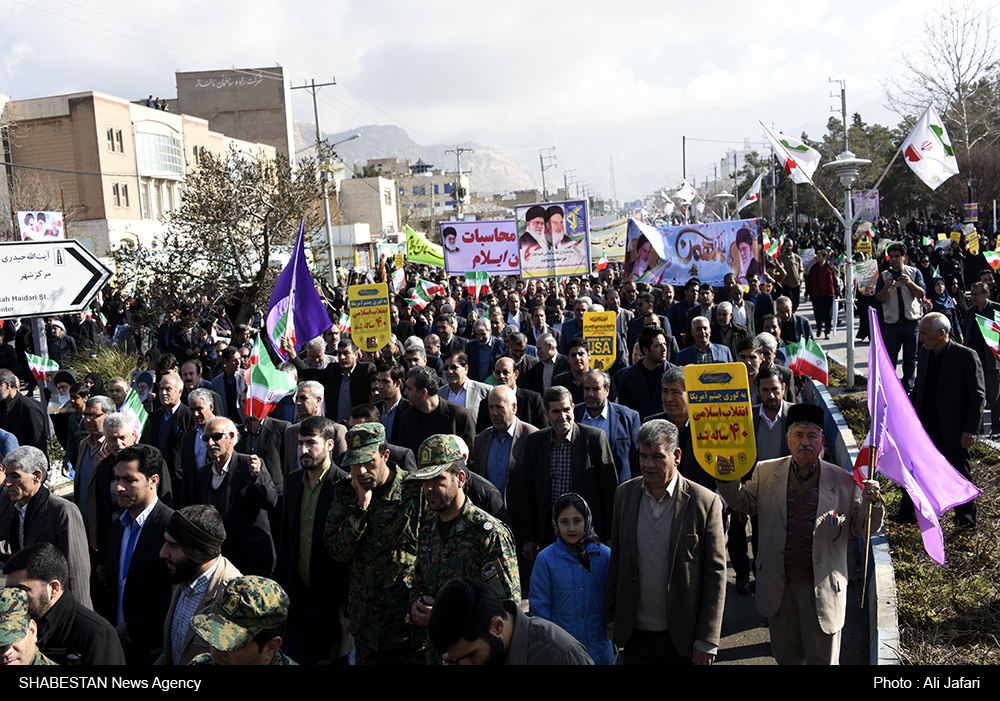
[434,184,439,195]
[135,131,183,175]
[384,189,392,205]
[121,183,129,208]
[444,184,451,193]
[107,128,115,152]
[140,181,150,218]
[112,183,121,207]
[115,129,124,154]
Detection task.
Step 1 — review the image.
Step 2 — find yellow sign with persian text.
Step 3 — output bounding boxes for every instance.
[348,283,391,352]
[684,362,756,481]
[583,311,617,370]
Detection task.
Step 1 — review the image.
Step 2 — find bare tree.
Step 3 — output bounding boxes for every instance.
[883,0,1000,151]
[113,146,325,326]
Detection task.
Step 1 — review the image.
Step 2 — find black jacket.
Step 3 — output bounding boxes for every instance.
[38,590,125,665]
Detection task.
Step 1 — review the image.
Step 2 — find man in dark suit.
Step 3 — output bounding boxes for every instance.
[5,446,92,610]
[191,417,277,576]
[521,386,619,557]
[288,338,375,423]
[237,411,290,541]
[894,312,985,530]
[0,368,47,452]
[140,373,192,491]
[522,333,568,395]
[676,316,734,366]
[210,346,247,422]
[604,419,726,665]
[617,326,672,421]
[396,366,476,456]
[775,295,812,344]
[105,444,174,665]
[179,388,215,507]
[276,416,353,664]
[525,305,561,348]
[476,358,548,432]
[374,362,409,444]
[436,313,468,358]
[748,273,774,333]
[963,282,1000,434]
[575,369,640,483]
[467,318,505,383]
[626,292,672,351]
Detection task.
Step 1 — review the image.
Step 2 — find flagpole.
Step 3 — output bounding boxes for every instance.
[861,307,878,605]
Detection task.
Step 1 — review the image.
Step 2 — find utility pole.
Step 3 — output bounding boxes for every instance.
[445,147,473,219]
[830,78,847,152]
[539,147,557,202]
[291,78,338,285]
[609,157,617,209]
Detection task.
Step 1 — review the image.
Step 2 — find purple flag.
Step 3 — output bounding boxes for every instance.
[265,221,331,361]
[867,309,979,565]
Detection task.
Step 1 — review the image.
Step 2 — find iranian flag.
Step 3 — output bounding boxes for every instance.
[338,313,351,335]
[736,172,765,213]
[782,338,800,371]
[595,251,609,272]
[407,285,433,311]
[465,271,490,302]
[975,315,1000,358]
[244,337,262,385]
[793,337,829,385]
[244,343,297,420]
[760,121,822,186]
[25,353,58,380]
[764,232,783,258]
[902,104,959,190]
[984,250,1000,271]
[419,278,445,298]
[121,388,149,442]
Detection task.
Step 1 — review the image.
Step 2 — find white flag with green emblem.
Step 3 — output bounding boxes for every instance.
[760,121,821,186]
[121,388,149,442]
[902,104,959,191]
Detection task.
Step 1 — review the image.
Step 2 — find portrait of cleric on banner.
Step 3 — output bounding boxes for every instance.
[516,200,591,279]
[625,218,763,287]
[440,220,520,277]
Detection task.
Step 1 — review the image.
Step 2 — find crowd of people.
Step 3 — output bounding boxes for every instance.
[0,206,991,666]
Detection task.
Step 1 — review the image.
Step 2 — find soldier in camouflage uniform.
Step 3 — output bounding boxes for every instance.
[188,576,297,665]
[0,589,57,665]
[324,422,427,665]
[408,434,520,662]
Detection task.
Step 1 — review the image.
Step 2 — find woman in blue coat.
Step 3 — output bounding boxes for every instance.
[529,493,614,665]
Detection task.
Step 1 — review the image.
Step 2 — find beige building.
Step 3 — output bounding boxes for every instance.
[3,91,275,257]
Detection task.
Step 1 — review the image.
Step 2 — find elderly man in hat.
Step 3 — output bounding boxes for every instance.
[0,588,57,665]
[324,422,426,665]
[407,435,519,648]
[715,403,883,665]
[188,576,296,665]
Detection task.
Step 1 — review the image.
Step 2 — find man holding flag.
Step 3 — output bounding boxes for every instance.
[889,312,985,533]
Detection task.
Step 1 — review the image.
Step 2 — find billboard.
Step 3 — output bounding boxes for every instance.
[440,220,519,276]
[17,211,65,241]
[625,217,763,287]
[515,200,591,279]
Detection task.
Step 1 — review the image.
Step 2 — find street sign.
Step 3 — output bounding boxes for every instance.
[0,240,111,318]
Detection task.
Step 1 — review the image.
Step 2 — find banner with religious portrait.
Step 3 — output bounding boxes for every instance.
[439,220,520,276]
[625,218,763,287]
[516,200,591,279]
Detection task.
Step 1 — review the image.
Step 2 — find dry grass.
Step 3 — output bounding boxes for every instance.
[830,360,1000,664]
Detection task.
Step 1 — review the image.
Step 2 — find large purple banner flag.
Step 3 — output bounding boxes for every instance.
[867,309,979,565]
[265,221,332,361]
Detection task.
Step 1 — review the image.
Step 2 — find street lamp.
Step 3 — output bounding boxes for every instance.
[821,150,870,389]
[321,133,362,286]
[714,191,734,221]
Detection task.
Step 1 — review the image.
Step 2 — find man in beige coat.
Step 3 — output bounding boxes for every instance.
[604,420,726,665]
[717,403,883,665]
[155,505,242,665]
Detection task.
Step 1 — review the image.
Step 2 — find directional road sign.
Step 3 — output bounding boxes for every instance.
[0,240,112,318]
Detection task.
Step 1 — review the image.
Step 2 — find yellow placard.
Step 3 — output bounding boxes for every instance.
[348,283,391,352]
[394,254,404,268]
[950,229,962,242]
[684,362,756,481]
[937,233,947,241]
[856,238,871,254]
[583,311,617,370]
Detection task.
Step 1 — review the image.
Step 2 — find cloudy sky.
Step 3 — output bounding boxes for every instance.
[0,0,973,201]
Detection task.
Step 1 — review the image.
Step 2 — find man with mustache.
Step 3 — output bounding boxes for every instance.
[715,403,883,665]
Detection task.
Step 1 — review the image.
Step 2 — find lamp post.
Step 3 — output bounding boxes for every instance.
[714,191,734,221]
[321,133,361,286]
[821,150,870,389]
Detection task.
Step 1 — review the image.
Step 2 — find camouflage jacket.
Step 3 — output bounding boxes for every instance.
[410,496,520,609]
[189,649,298,665]
[324,464,427,652]
[31,651,57,665]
